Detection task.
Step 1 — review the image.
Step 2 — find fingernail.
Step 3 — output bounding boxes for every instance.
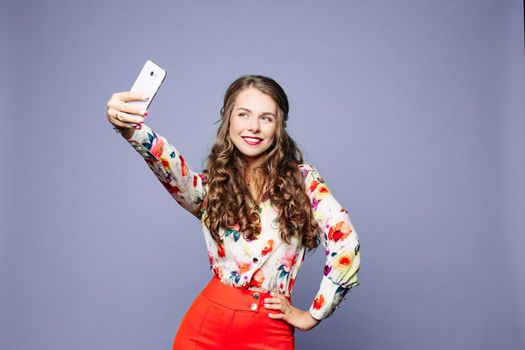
[144,95,150,100]
[141,110,148,116]
[135,124,142,130]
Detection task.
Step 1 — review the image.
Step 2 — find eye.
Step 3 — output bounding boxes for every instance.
[239,113,248,117]
[260,116,273,122]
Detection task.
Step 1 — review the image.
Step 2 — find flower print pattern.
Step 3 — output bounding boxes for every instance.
[124,125,360,321]
[261,239,274,256]
[278,248,297,279]
[127,126,206,219]
[312,294,325,311]
[301,164,361,320]
[225,228,241,242]
[328,221,353,242]
[217,243,226,258]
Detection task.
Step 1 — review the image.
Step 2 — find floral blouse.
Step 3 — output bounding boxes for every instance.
[123,124,361,320]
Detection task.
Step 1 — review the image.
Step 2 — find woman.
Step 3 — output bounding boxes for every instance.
[105,75,361,349]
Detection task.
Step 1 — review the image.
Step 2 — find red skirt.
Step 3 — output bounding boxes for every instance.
[172,276,295,350]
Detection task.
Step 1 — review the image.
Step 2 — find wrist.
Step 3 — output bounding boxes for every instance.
[306,310,321,324]
[112,125,135,139]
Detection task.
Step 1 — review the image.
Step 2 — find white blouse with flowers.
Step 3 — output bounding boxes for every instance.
[123,124,361,320]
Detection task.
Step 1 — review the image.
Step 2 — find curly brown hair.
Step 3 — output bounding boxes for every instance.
[202,75,321,250]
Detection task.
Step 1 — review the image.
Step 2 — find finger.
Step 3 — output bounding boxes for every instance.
[263,297,279,304]
[114,110,144,124]
[265,298,288,307]
[118,101,148,117]
[113,91,150,103]
[263,303,283,310]
[268,313,285,320]
[265,296,290,306]
[111,118,135,129]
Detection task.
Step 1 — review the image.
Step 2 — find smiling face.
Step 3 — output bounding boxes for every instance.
[228,87,278,168]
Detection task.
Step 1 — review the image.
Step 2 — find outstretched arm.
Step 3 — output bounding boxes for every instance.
[106,91,206,219]
[124,124,207,219]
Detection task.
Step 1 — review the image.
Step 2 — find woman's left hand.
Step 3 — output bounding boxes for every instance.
[264,291,321,332]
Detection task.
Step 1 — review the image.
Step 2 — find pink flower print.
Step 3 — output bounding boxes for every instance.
[328,221,352,242]
[150,137,164,158]
[277,250,297,279]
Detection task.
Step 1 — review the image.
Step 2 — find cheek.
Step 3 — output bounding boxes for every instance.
[228,121,237,139]
[264,126,277,141]
[229,118,243,135]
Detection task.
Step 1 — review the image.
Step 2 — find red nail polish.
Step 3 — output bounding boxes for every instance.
[143,111,148,116]
[135,124,142,130]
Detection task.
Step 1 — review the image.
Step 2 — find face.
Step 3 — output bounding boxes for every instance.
[228,87,278,167]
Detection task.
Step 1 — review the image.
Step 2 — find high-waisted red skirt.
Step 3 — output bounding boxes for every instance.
[172,276,295,350]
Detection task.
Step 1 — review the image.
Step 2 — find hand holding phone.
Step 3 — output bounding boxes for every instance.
[106,60,167,135]
[127,60,167,127]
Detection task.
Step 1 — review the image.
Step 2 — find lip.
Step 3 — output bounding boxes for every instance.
[242,136,263,146]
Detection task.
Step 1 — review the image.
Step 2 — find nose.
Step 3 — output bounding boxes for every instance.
[247,116,260,132]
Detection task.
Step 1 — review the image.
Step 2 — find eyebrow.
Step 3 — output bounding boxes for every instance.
[236,107,276,118]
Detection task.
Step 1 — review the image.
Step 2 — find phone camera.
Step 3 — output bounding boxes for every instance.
[150,71,154,76]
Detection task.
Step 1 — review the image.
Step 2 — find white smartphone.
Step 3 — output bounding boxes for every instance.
[128,60,167,125]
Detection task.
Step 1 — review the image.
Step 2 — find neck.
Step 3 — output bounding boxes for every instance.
[244,155,265,178]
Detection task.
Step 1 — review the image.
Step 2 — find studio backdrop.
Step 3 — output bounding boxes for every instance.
[1,0,524,349]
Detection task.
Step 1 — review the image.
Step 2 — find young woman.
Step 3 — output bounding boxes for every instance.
[105,75,361,349]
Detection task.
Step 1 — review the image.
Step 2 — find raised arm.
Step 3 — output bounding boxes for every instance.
[124,125,207,219]
[106,91,207,220]
[300,163,361,321]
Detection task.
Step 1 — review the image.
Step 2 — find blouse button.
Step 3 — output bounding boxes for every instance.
[253,292,260,299]
[250,303,258,311]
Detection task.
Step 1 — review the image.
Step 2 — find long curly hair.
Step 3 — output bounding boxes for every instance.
[202,75,321,250]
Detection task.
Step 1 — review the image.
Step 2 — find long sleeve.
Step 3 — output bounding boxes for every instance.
[302,164,361,321]
[124,124,207,219]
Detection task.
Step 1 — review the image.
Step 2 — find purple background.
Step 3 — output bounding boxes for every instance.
[2,0,524,349]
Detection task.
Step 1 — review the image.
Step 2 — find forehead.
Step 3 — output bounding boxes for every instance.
[234,87,276,113]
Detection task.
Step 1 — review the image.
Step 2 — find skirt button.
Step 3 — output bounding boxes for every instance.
[253,292,260,299]
[250,303,258,311]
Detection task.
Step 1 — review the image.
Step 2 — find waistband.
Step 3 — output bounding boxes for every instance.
[201,276,292,314]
